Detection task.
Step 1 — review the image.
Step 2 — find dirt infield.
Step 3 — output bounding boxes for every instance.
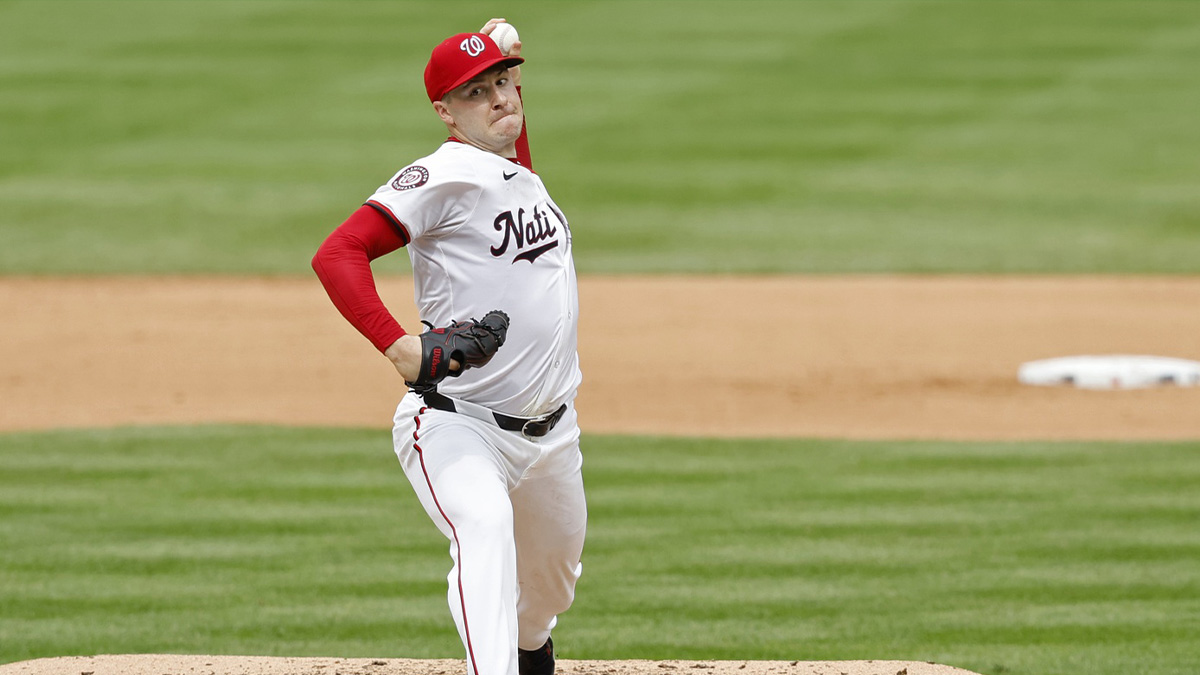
[3,275,1199,439]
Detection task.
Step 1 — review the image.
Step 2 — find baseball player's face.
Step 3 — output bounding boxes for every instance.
[435,66,524,156]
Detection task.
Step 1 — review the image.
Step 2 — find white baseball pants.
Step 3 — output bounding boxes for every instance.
[392,392,587,675]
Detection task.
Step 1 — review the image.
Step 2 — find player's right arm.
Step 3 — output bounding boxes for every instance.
[311,205,424,381]
[480,18,520,86]
[480,18,532,169]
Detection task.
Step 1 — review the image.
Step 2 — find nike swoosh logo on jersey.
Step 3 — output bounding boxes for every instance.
[503,171,518,180]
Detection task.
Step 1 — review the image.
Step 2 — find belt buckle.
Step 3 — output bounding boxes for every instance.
[521,418,540,441]
[521,416,549,441]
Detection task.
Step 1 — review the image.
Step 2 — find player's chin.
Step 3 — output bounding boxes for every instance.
[491,116,524,141]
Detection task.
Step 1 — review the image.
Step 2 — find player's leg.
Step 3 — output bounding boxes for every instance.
[510,409,587,655]
[394,398,523,675]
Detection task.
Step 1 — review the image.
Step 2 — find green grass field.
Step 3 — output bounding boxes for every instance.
[1,0,1199,274]
[1,427,1198,674]
[3,2,1200,674]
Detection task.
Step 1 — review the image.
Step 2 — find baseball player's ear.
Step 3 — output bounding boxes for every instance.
[432,101,455,127]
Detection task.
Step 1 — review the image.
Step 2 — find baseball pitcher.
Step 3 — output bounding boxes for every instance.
[312,18,585,675]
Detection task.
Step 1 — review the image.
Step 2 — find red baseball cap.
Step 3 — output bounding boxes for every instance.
[424,32,524,102]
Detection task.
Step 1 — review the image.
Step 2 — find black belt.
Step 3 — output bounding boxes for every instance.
[420,390,568,438]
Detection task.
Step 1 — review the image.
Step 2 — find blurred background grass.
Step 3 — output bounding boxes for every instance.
[1,0,1198,275]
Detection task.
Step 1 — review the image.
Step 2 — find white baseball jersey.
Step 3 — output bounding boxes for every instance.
[366,141,581,418]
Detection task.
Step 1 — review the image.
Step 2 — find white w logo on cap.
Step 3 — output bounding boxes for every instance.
[460,35,486,57]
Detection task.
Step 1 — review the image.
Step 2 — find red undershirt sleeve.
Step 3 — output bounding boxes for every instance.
[311,204,412,353]
[516,85,532,170]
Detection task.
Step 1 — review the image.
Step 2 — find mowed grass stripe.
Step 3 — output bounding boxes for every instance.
[0,426,452,659]
[1,427,1198,675]
[1,1,1199,274]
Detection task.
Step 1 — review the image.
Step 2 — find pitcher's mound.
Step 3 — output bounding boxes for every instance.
[0,655,984,675]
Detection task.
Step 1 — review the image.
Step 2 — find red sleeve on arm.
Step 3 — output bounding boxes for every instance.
[311,205,411,353]
[516,85,532,170]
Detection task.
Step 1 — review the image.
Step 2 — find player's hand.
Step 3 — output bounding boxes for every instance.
[480,18,522,87]
[479,17,507,40]
[386,335,460,383]
[401,311,509,393]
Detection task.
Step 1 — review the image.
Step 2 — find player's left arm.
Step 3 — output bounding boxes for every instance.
[311,205,409,352]
[313,208,460,382]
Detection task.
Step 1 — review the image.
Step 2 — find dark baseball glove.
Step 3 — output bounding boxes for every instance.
[405,310,510,393]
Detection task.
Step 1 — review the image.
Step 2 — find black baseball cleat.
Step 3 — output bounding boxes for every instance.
[518,636,555,675]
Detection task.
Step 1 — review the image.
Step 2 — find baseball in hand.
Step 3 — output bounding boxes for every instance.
[489,22,519,55]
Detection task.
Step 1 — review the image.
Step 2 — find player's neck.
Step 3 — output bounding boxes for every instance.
[446,132,518,159]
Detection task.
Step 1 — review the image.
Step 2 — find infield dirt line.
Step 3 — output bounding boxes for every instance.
[3,275,1199,439]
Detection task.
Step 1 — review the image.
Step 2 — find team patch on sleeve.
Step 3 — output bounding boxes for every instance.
[391,166,430,191]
